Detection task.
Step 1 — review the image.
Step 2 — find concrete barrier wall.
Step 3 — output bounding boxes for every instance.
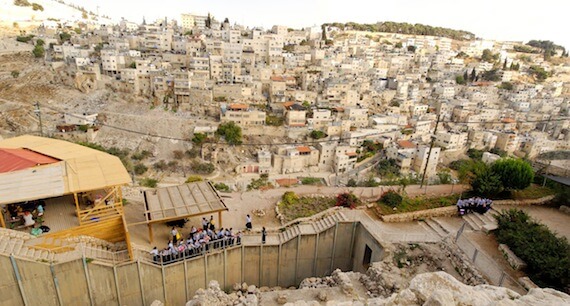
[352,223,386,274]
[2,221,377,306]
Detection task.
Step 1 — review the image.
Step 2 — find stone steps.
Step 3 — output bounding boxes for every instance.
[424,219,449,238]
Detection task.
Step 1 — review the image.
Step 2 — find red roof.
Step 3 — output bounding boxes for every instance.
[346,152,358,157]
[397,140,416,149]
[297,146,311,153]
[0,148,59,173]
[228,103,248,110]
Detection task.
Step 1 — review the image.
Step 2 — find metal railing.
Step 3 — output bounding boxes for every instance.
[455,233,527,294]
[135,237,242,266]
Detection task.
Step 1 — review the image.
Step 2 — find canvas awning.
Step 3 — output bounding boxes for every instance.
[0,135,131,205]
[143,181,228,224]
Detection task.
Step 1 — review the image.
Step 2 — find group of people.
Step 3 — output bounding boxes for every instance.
[457,197,493,215]
[5,201,45,229]
[150,217,242,264]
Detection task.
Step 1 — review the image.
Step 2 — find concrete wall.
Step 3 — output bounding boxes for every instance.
[351,223,386,274]
[0,221,387,306]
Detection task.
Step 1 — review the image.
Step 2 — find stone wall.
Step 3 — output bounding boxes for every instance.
[493,195,556,206]
[380,206,457,222]
[378,195,556,223]
[498,244,527,271]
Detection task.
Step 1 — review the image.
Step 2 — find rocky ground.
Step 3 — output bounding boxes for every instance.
[177,272,569,305]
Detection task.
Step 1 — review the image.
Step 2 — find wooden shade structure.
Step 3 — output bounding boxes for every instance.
[142,181,228,243]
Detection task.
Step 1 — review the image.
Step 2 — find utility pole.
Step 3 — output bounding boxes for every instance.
[420,114,441,188]
[34,102,43,137]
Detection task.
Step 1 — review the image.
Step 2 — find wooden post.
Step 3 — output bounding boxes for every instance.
[0,205,6,228]
[218,211,222,228]
[148,223,154,244]
[73,193,81,222]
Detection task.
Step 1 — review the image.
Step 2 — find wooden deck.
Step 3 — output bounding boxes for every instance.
[42,195,80,232]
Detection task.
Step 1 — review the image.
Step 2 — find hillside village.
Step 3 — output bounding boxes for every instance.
[0,5,569,189]
[1,2,570,305]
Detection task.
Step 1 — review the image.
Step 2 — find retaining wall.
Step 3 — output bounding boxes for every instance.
[0,220,381,306]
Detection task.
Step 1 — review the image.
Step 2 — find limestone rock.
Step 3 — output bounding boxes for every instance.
[276,293,288,304]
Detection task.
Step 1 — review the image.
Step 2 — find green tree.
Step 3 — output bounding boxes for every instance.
[467,148,484,160]
[192,132,207,146]
[491,158,534,190]
[216,122,242,145]
[35,38,44,46]
[309,130,326,139]
[499,82,513,90]
[32,44,44,58]
[471,162,503,195]
[379,190,402,208]
[455,75,466,85]
[437,170,452,184]
[481,49,498,62]
[395,42,403,48]
[59,32,71,42]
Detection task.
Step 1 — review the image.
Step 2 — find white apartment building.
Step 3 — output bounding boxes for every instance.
[434,132,468,151]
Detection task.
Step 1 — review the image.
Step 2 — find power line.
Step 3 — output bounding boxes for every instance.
[38,103,569,147]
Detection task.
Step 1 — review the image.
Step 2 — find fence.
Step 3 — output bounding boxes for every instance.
[134,237,242,266]
[455,232,527,294]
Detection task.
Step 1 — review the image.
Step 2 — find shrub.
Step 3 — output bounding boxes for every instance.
[134,163,148,175]
[191,161,215,174]
[14,0,31,7]
[11,71,19,78]
[495,209,570,292]
[32,44,44,58]
[185,175,203,183]
[491,158,534,190]
[153,160,168,171]
[379,190,403,207]
[309,130,327,139]
[336,192,360,209]
[16,35,33,43]
[467,148,484,160]
[31,3,43,11]
[172,150,184,159]
[301,177,322,185]
[347,178,357,187]
[281,191,299,206]
[131,150,151,160]
[139,178,158,188]
[185,148,199,158]
[437,170,452,184]
[213,182,230,192]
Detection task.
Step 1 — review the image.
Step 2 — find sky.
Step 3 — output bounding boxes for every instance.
[67,0,570,49]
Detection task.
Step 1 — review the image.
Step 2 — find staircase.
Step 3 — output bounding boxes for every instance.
[311,210,347,233]
[462,209,498,232]
[420,218,450,238]
[278,210,347,243]
[0,227,128,264]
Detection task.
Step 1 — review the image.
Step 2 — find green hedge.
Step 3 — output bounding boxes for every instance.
[494,209,570,292]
